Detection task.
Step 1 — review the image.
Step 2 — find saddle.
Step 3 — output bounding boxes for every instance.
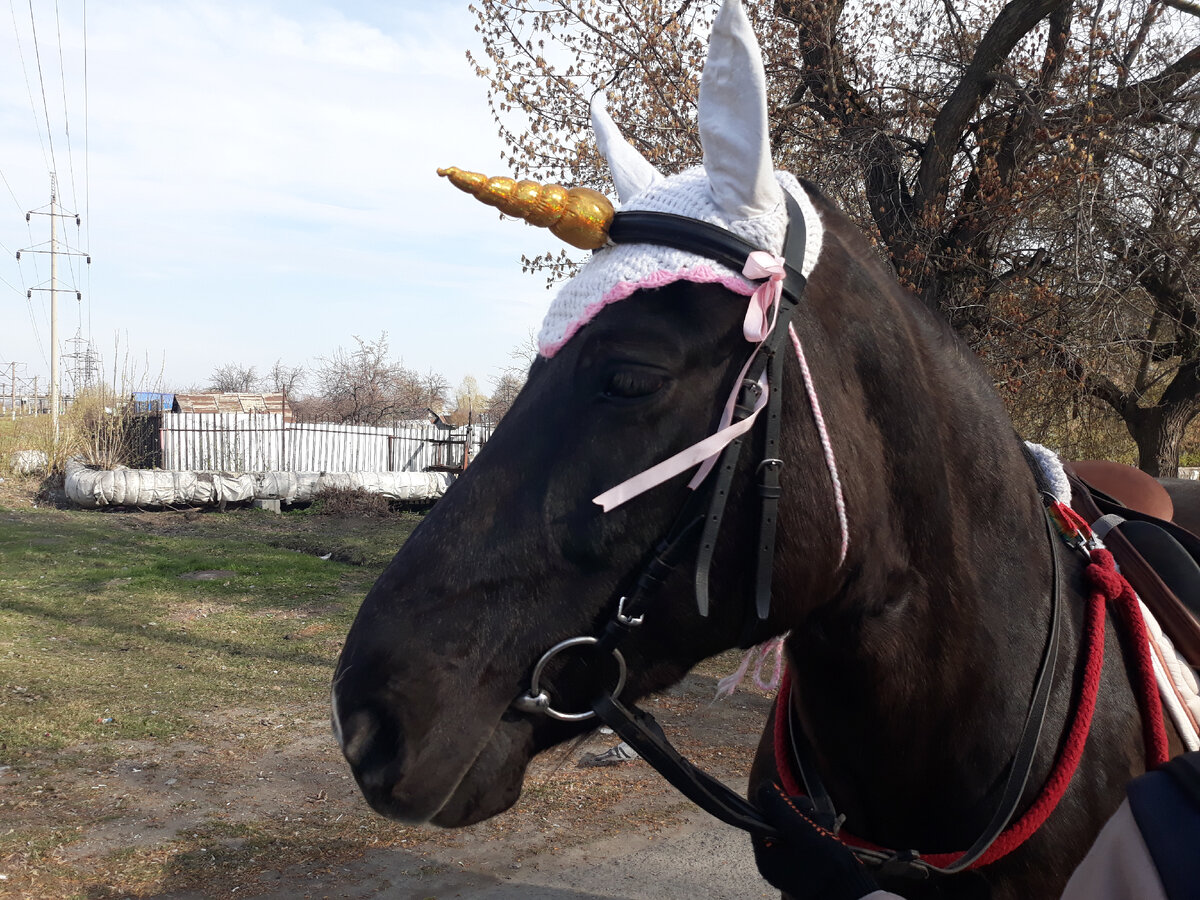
[1066,460,1200,667]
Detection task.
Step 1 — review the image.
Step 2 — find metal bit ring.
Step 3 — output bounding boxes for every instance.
[513,636,627,722]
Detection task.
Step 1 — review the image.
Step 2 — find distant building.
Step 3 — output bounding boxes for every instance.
[171,392,295,423]
[129,392,175,414]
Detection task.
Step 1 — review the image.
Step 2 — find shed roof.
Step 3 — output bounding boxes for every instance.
[172,392,294,422]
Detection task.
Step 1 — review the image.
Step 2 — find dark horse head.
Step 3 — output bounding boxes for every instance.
[333,3,1164,895]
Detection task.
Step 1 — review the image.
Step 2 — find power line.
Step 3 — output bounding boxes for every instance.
[26,0,59,174]
[83,0,91,342]
[24,285,48,366]
[0,166,26,216]
[15,199,43,359]
[0,269,24,296]
[8,0,50,171]
[54,0,79,214]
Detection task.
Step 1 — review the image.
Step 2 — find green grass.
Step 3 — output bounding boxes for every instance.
[0,507,420,757]
[0,503,427,897]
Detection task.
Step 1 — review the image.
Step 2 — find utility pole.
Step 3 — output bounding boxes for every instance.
[9,362,15,420]
[50,181,59,435]
[17,174,91,441]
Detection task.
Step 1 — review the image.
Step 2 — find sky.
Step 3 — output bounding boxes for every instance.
[0,0,565,399]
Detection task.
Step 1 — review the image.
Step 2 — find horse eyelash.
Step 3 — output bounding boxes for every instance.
[603,370,668,399]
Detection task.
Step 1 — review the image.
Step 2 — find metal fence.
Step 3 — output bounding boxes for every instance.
[160,413,493,473]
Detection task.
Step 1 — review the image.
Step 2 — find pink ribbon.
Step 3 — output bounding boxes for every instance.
[592,252,787,512]
[593,373,768,511]
[715,635,787,698]
[742,251,786,342]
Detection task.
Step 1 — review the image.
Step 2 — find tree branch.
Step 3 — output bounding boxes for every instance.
[916,0,1070,213]
[779,0,914,250]
[1161,0,1200,18]
[1048,43,1200,126]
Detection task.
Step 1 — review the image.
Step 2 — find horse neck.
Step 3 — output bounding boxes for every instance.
[777,220,1067,844]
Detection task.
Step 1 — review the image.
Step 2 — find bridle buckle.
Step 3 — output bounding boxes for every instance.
[616,595,644,627]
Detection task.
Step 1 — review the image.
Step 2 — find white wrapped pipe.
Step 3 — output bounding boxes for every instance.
[65,459,454,508]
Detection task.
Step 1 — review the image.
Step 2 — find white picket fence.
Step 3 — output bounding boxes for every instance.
[160,413,493,474]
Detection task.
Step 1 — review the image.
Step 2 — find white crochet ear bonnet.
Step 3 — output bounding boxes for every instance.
[536,0,825,358]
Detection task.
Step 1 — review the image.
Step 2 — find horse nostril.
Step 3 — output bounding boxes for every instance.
[340,710,379,767]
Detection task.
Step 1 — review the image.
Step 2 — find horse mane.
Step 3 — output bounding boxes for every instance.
[799,179,1002,410]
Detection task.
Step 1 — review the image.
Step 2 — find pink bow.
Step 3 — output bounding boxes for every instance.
[742,251,786,342]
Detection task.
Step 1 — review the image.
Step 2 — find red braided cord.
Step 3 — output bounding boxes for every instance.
[1056,503,1092,537]
[1085,549,1169,767]
[770,542,1166,869]
[773,671,797,794]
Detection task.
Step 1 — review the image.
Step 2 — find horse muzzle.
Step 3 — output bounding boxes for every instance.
[332,675,538,826]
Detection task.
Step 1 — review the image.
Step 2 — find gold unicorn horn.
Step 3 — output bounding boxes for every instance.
[437,167,614,250]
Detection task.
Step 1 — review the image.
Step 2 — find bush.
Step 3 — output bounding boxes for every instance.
[1,415,59,475]
[68,388,145,469]
[1,387,149,476]
[307,486,395,518]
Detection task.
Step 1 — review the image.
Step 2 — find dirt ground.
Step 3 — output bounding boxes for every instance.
[0,490,779,899]
[6,673,777,900]
[222,683,773,900]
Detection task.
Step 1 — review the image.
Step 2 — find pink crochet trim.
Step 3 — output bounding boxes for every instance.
[539,265,756,358]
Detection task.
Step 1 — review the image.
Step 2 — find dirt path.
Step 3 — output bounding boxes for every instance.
[246,811,774,900]
[3,668,777,899]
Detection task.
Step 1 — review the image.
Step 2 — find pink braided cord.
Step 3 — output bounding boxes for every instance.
[788,321,849,566]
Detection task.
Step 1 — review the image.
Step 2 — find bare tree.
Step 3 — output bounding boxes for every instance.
[265,359,306,396]
[486,372,525,423]
[484,331,539,423]
[469,0,1200,473]
[505,329,539,379]
[207,363,259,393]
[1030,93,1200,474]
[447,375,490,426]
[308,334,445,425]
[420,369,452,414]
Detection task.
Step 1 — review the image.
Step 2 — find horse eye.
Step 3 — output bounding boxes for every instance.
[602,368,669,400]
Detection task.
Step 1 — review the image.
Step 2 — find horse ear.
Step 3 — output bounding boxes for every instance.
[591,96,662,203]
[699,0,781,219]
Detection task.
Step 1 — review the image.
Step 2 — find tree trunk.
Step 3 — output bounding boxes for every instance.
[1127,406,1193,478]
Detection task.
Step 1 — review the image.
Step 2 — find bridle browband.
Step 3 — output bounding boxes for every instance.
[509,196,1073,880]
[609,209,809,306]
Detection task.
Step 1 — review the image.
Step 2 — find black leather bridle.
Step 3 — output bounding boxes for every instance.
[513,192,811,830]
[510,194,1068,880]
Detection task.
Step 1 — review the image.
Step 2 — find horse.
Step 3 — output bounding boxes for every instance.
[331,3,1196,897]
